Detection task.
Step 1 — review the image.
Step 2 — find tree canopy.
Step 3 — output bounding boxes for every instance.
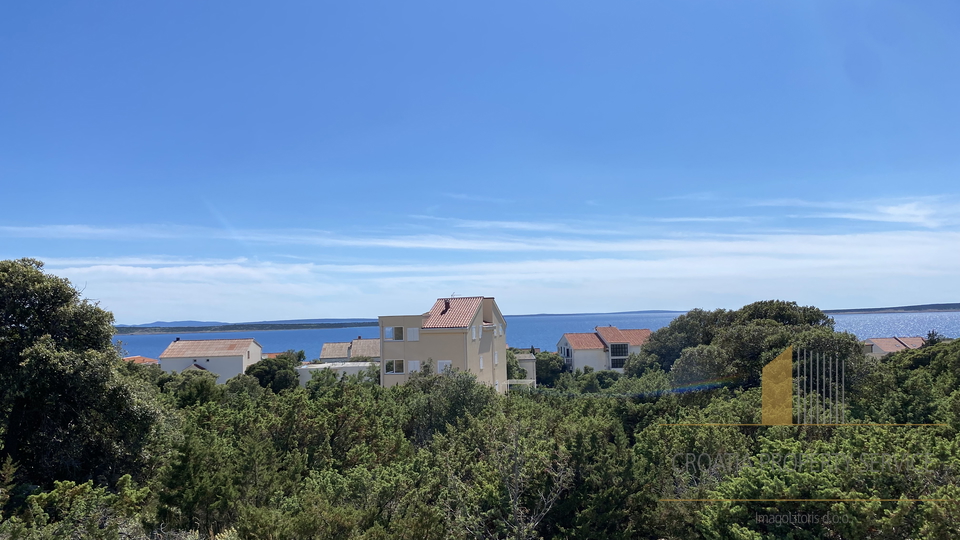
[2,263,958,539]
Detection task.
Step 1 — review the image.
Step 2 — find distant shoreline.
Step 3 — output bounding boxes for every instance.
[114,321,379,335]
[114,303,960,335]
[825,303,960,315]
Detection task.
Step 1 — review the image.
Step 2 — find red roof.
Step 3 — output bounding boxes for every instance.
[562,327,652,350]
[422,297,483,329]
[562,332,605,350]
[595,326,628,344]
[620,329,652,346]
[159,338,260,359]
[123,355,158,365]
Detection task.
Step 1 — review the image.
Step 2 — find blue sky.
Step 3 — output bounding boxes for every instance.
[2,1,959,323]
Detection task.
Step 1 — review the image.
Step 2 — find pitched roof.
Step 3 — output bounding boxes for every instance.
[350,338,380,358]
[159,338,259,359]
[563,332,605,350]
[595,326,628,344]
[320,342,350,359]
[866,337,925,354]
[896,337,925,349]
[620,329,652,346]
[422,297,483,329]
[123,355,158,365]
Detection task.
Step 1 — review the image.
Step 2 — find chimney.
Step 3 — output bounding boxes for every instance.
[441,299,450,314]
[175,337,180,342]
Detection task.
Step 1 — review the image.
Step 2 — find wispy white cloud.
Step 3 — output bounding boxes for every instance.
[409,215,577,232]
[38,229,960,322]
[653,216,752,223]
[750,196,960,228]
[657,192,719,202]
[444,193,513,204]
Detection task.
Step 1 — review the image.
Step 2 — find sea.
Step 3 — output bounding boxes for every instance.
[115,311,960,360]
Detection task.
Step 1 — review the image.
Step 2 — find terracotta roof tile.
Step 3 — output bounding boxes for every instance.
[422,297,483,329]
[123,355,158,365]
[595,326,628,344]
[350,338,380,358]
[159,338,259,359]
[320,342,350,359]
[866,337,925,353]
[896,337,925,349]
[563,332,605,350]
[865,338,908,353]
[620,329,652,346]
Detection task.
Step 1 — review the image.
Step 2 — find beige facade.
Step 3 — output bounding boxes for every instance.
[379,296,508,394]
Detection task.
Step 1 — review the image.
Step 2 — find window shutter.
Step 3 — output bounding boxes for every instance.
[408,360,421,373]
[494,351,498,365]
[479,355,484,370]
[407,328,419,341]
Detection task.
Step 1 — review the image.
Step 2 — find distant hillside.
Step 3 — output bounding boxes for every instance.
[826,303,960,314]
[115,320,228,328]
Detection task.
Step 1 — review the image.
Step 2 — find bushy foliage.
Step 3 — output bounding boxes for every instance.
[245,349,303,393]
[3,264,959,539]
[0,259,166,488]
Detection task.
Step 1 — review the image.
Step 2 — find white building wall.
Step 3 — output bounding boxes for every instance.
[572,349,608,372]
[297,362,379,386]
[160,356,245,383]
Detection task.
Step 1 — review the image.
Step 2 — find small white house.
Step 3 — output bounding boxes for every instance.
[297,361,379,386]
[557,326,651,372]
[159,338,262,383]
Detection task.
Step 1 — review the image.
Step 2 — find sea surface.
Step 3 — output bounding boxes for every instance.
[115,311,960,360]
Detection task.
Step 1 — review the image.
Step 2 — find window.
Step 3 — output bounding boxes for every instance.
[611,357,626,369]
[385,359,405,374]
[479,355,484,370]
[610,344,628,357]
[494,351,498,365]
[407,327,419,341]
[247,351,250,359]
[384,326,403,341]
[471,326,476,340]
[408,360,421,373]
[437,360,452,374]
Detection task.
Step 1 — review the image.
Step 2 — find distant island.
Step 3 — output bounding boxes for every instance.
[825,303,960,315]
[114,321,379,335]
[113,303,960,335]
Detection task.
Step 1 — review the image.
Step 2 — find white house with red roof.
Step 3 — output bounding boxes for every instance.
[378,296,508,393]
[557,326,651,372]
[158,338,262,383]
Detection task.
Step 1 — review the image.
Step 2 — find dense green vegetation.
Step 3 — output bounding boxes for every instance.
[2,258,959,539]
